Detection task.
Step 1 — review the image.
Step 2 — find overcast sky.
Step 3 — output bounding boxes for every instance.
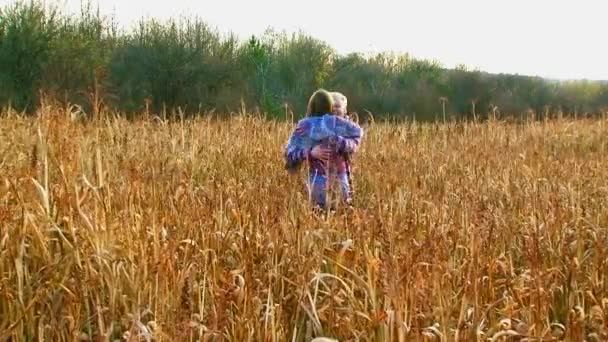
[3,0,607,80]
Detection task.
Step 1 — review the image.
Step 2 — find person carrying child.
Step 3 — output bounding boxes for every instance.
[284,88,363,211]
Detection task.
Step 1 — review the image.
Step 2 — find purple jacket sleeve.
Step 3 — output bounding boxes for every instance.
[342,137,360,154]
[284,120,311,171]
[286,147,309,165]
[335,117,363,154]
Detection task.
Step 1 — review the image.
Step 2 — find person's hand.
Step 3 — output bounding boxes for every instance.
[310,145,331,161]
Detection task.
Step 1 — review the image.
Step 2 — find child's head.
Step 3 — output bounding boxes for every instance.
[306,89,334,117]
[331,92,348,117]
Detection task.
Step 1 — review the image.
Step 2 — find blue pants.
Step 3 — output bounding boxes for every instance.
[308,171,352,210]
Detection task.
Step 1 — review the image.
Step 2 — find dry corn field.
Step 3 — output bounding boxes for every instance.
[1,107,608,342]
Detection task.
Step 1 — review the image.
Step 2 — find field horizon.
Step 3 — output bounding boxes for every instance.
[1,106,608,341]
[2,0,608,120]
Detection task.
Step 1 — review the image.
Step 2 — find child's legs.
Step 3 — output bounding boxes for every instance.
[338,173,353,204]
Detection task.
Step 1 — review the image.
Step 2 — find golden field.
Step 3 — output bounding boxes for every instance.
[1,106,608,341]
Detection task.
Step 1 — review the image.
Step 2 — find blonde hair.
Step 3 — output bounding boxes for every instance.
[331,92,347,107]
[331,91,348,117]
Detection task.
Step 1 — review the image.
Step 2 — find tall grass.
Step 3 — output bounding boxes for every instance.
[1,105,608,341]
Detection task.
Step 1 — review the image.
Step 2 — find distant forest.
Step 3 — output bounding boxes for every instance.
[1,1,607,120]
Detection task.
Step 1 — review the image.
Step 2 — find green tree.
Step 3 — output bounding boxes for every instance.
[0,0,59,111]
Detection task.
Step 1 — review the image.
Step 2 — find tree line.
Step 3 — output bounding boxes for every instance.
[1,0,607,121]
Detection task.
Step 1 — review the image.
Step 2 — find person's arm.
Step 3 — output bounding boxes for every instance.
[284,120,312,171]
[285,146,310,169]
[338,136,361,154]
[334,116,364,154]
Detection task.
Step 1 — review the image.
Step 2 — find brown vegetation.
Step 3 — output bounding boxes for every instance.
[1,106,608,341]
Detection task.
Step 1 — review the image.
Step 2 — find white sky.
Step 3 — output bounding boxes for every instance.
[3,0,607,80]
